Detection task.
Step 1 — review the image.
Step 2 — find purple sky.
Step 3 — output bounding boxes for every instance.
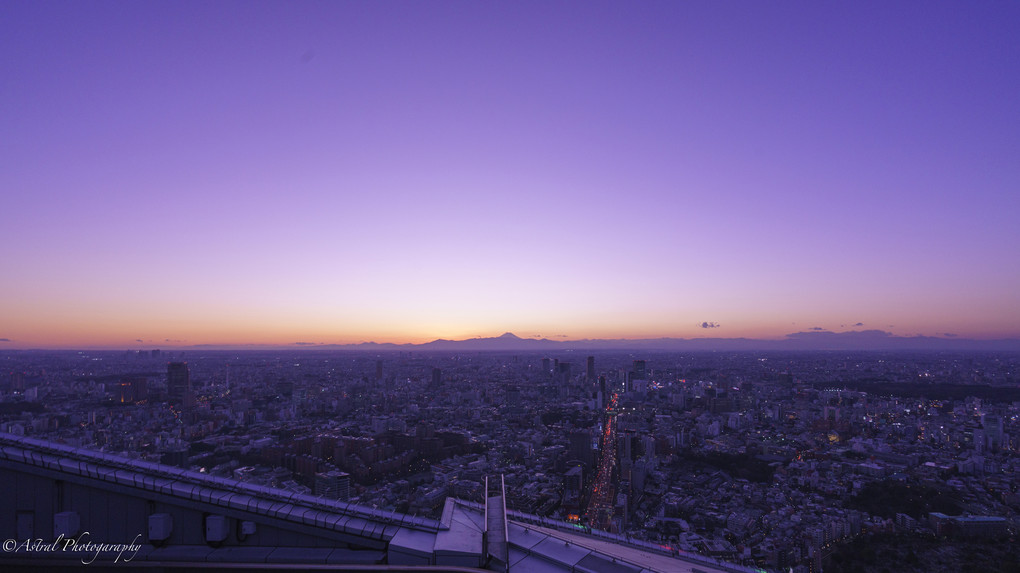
[2,1,1019,347]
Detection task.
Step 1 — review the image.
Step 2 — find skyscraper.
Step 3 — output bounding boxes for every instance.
[586,356,595,381]
[114,376,147,403]
[569,429,594,468]
[167,362,190,403]
[556,362,572,384]
[632,360,647,381]
[112,380,134,403]
[983,416,1004,451]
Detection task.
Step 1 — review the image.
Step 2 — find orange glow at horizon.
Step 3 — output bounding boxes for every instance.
[4,318,1019,349]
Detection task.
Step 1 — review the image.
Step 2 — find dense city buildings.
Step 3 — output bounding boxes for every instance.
[1,348,1018,571]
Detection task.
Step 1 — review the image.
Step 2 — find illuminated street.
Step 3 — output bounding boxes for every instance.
[584,393,619,531]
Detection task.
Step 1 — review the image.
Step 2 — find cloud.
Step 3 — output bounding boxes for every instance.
[0,338,10,342]
[810,327,825,331]
[854,322,864,327]
[700,322,720,329]
[293,342,319,346]
[786,329,893,340]
[135,339,144,343]
[943,333,958,338]
[554,334,569,338]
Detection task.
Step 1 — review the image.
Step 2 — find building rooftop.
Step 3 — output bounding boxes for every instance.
[0,433,753,572]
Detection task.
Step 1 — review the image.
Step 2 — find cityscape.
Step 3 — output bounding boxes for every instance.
[2,343,1019,571]
[3,2,1019,572]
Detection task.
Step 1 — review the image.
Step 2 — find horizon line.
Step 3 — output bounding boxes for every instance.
[3,329,1019,352]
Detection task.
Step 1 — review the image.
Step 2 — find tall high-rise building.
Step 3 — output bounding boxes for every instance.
[506,386,521,405]
[376,360,383,381]
[632,360,647,381]
[541,358,550,373]
[8,372,25,391]
[618,432,634,462]
[556,362,572,384]
[563,465,584,506]
[569,429,594,468]
[167,362,190,403]
[983,416,1004,451]
[431,367,442,389]
[114,376,148,403]
[130,376,147,401]
[586,356,595,381]
[113,381,134,403]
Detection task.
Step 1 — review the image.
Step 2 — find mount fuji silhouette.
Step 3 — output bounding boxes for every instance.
[184,330,1020,352]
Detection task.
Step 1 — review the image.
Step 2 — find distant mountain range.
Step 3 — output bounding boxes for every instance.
[184,330,1020,352]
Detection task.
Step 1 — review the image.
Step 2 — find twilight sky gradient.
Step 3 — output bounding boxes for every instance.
[2,2,1019,348]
